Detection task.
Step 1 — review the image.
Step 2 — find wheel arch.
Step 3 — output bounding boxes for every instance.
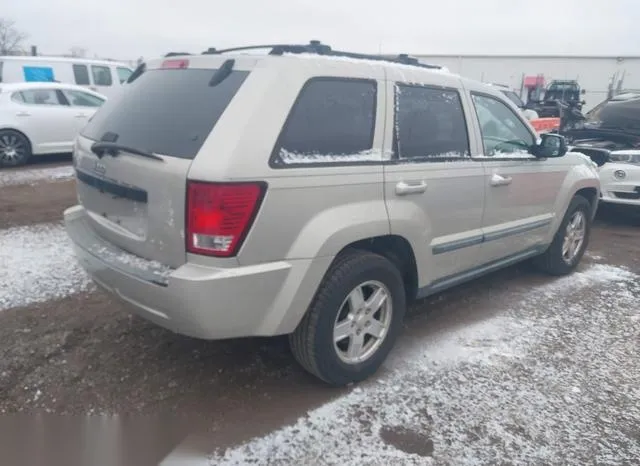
[337,234,419,304]
[574,186,599,220]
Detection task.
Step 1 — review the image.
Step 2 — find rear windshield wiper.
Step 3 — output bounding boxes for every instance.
[90,142,164,161]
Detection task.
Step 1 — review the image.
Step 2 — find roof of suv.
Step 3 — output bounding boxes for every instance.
[143,41,457,79]
[134,41,520,105]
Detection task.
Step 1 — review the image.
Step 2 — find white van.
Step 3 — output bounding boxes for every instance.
[0,56,133,99]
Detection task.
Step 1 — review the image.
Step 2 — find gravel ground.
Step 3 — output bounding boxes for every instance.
[211,263,640,465]
[0,178,76,228]
[0,166,638,465]
[0,165,74,187]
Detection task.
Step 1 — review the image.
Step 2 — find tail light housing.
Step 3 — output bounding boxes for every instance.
[186,181,266,257]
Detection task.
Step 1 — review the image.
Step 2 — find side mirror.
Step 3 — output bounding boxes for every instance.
[581,89,586,95]
[531,133,568,158]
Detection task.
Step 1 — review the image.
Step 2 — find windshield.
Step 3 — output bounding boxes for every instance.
[545,82,579,101]
[81,67,250,159]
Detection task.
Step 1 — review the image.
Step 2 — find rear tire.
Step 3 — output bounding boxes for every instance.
[289,250,406,386]
[0,130,32,168]
[533,195,592,275]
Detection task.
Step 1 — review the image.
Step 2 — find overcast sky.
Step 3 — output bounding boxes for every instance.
[6,0,640,62]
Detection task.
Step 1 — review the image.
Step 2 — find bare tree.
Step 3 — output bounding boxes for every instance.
[0,18,28,55]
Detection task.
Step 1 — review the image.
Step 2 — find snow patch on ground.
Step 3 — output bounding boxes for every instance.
[532,264,635,299]
[210,264,639,465]
[0,166,74,187]
[0,224,92,310]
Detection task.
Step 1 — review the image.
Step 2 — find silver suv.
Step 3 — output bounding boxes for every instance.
[64,42,600,386]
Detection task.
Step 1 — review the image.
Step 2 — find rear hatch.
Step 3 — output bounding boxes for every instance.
[73,58,251,268]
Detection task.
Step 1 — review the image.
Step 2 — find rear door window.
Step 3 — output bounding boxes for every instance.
[272,78,377,165]
[81,68,250,159]
[394,84,470,160]
[73,64,90,85]
[18,89,66,106]
[91,65,113,86]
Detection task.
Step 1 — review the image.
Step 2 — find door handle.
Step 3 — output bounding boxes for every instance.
[395,180,427,196]
[16,112,30,117]
[490,173,513,187]
[75,114,87,118]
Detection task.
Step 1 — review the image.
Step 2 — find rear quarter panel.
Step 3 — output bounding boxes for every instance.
[187,58,391,265]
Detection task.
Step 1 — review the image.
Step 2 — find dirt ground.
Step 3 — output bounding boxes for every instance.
[0,161,638,465]
[0,179,76,228]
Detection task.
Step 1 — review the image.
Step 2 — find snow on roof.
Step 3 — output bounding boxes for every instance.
[280,52,454,75]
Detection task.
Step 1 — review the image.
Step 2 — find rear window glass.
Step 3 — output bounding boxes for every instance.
[272,78,377,165]
[81,68,250,159]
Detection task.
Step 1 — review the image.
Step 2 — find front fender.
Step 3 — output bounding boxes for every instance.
[548,159,600,241]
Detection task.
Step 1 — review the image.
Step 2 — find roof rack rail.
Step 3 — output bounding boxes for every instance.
[201,40,332,56]
[164,52,192,57]
[200,40,442,70]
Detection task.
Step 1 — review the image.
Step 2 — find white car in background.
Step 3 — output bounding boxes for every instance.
[0,82,106,167]
[598,150,640,208]
[568,92,640,212]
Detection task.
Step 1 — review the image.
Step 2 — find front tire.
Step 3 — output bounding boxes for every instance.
[0,130,32,168]
[533,195,592,275]
[289,250,406,386]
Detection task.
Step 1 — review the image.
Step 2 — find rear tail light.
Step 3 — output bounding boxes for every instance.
[186,181,265,257]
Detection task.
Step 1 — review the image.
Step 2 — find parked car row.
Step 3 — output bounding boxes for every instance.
[1,52,638,219]
[564,92,640,211]
[0,82,106,167]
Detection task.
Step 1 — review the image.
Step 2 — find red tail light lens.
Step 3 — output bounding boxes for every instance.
[186,181,265,257]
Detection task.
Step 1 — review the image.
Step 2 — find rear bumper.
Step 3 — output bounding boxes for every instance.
[64,205,329,340]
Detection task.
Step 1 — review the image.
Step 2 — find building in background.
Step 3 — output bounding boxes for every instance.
[413,54,640,111]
